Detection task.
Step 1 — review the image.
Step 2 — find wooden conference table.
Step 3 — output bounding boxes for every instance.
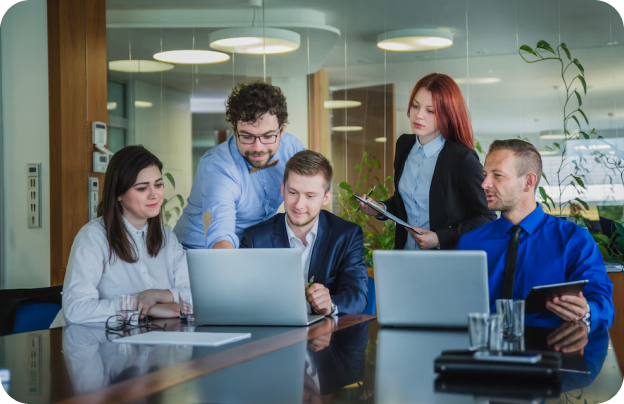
[0,314,622,404]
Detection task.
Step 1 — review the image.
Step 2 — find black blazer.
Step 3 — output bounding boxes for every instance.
[381,134,496,250]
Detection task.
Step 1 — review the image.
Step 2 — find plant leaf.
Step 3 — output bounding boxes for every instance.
[519,45,537,56]
[615,222,624,237]
[355,182,361,190]
[579,131,589,140]
[578,108,589,125]
[164,172,176,189]
[578,75,587,94]
[538,187,552,209]
[338,182,353,194]
[572,175,585,188]
[353,164,361,171]
[574,90,582,107]
[561,43,571,60]
[165,211,172,223]
[571,115,581,129]
[598,245,611,260]
[175,194,185,208]
[536,40,555,54]
[372,159,380,168]
[386,176,394,183]
[172,207,181,217]
[574,197,589,211]
[573,58,585,76]
[541,172,551,186]
[593,233,610,244]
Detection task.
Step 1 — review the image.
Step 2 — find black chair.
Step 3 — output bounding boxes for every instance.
[0,286,62,336]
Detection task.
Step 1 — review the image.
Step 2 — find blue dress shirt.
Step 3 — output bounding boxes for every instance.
[456,204,614,326]
[173,132,304,249]
[397,135,445,250]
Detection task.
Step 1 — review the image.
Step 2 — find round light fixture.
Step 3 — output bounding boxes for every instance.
[109,60,174,73]
[377,28,453,52]
[374,137,387,143]
[454,77,501,85]
[134,101,153,108]
[153,50,230,65]
[209,27,300,55]
[324,100,362,109]
[333,126,363,132]
[107,102,117,111]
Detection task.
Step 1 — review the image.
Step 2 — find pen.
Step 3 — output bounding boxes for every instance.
[306,276,315,291]
[356,186,377,212]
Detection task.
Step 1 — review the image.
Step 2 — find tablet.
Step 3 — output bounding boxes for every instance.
[524,280,588,314]
[354,195,423,235]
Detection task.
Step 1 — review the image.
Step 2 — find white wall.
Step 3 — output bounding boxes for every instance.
[272,75,309,149]
[132,80,193,227]
[1,0,50,289]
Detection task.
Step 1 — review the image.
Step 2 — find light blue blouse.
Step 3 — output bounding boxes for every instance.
[397,135,446,250]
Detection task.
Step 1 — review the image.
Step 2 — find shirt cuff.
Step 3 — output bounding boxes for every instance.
[375,202,388,220]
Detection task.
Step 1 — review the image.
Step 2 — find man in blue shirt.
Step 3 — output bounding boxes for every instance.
[174,81,304,249]
[457,139,614,326]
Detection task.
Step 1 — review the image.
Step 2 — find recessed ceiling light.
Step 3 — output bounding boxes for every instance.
[606,41,619,46]
[209,27,300,55]
[375,137,387,143]
[333,126,363,132]
[454,77,501,84]
[377,28,453,52]
[134,101,153,108]
[324,100,362,109]
[107,102,117,110]
[109,60,174,73]
[539,130,579,140]
[153,50,230,65]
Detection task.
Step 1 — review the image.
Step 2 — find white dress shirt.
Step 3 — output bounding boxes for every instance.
[54,216,190,326]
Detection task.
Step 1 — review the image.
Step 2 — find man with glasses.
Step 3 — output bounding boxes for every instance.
[174,81,304,249]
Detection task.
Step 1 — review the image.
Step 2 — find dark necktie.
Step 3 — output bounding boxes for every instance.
[249,159,279,174]
[501,225,523,299]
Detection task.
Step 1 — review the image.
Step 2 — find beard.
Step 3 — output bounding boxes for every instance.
[286,210,320,228]
[243,149,276,169]
[485,190,520,212]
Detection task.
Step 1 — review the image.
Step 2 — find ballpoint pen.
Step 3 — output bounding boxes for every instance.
[355,185,377,212]
[306,276,315,291]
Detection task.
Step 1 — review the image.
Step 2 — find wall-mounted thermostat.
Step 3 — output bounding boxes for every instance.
[93,151,110,173]
[92,121,107,146]
[27,163,42,228]
[88,177,99,221]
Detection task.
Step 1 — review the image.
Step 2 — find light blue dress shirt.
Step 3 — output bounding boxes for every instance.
[397,135,445,250]
[173,132,304,249]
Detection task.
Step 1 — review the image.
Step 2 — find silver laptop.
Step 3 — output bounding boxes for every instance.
[373,250,489,328]
[186,249,325,326]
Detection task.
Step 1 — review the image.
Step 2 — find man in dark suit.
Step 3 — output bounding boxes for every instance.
[240,150,368,315]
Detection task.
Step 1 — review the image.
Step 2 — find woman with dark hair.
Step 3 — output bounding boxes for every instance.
[56,145,190,325]
[359,73,496,250]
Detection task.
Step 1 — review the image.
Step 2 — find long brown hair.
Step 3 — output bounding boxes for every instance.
[408,73,474,149]
[97,145,166,263]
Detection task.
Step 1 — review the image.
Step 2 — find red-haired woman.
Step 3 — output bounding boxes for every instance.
[359,73,495,250]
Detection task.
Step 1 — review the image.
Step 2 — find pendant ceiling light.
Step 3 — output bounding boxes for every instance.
[209,27,300,55]
[377,28,453,52]
[324,100,362,109]
[333,126,363,132]
[109,60,174,73]
[153,50,230,65]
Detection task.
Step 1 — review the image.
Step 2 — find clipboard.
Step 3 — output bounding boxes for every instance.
[354,195,422,235]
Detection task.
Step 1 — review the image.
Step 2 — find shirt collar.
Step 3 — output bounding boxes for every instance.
[495,203,545,236]
[416,134,446,158]
[122,215,148,239]
[285,214,319,246]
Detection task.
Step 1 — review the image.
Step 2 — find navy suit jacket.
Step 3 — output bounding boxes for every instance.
[240,210,368,315]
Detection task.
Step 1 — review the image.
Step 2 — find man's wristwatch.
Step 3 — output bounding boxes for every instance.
[582,303,591,321]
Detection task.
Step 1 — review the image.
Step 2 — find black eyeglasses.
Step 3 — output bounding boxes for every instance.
[105,313,167,333]
[236,127,281,145]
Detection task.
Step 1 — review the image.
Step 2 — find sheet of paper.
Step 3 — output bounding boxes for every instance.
[112,331,251,347]
[354,195,422,234]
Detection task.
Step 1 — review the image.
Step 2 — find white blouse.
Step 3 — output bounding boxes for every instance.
[56,217,190,325]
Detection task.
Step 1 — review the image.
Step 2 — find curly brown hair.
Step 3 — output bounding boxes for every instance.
[225,81,288,129]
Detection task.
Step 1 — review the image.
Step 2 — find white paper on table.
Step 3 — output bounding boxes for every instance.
[111,331,251,347]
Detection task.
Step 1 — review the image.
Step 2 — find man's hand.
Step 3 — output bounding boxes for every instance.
[546,292,588,322]
[358,195,385,217]
[147,302,180,318]
[138,289,174,315]
[546,321,588,354]
[306,283,333,315]
[406,227,440,249]
[308,332,332,352]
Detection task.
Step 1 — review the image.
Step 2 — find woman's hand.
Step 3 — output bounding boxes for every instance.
[147,302,180,318]
[138,289,174,315]
[358,195,385,217]
[406,227,440,249]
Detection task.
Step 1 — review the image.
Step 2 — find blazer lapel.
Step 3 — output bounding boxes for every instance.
[395,134,417,187]
[429,141,448,228]
[270,214,291,248]
[308,211,332,282]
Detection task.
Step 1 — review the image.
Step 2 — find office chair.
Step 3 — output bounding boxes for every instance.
[0,286,62,336]
[363,276,376,315]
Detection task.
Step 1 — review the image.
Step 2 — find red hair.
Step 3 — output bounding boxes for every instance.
[408,73,474,149]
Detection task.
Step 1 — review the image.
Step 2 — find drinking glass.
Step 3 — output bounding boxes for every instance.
[496,299,525,337]
[179,289,195,323]
[116,294,139,326]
